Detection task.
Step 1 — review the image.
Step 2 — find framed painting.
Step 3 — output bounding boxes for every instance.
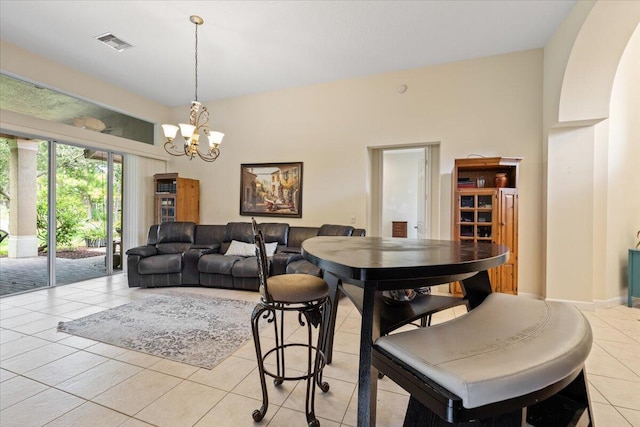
[240,162,303,218]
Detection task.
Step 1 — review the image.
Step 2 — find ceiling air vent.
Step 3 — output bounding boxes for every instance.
[94,33,133,52]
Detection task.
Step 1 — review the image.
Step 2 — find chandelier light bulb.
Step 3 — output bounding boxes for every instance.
[208,131,225,147]
[179,123,197,140]
[161,124,179,141]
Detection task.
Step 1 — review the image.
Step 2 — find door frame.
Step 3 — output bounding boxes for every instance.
[368,143,440,238]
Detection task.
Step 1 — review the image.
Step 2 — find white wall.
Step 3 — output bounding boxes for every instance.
[607,26,640,300]
[166,49,544,295]
[543,0,639,306]
[546,125,597,302]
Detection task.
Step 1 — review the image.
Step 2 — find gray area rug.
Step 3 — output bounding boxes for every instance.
[58,292,259,369]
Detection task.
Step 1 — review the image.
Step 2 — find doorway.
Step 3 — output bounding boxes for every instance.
[369,144,440,238]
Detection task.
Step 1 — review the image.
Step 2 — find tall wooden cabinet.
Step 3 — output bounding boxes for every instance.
[451,157,521,295]
[154,173,200,224]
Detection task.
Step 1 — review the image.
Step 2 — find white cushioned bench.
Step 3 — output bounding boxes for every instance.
[373,293,594,425]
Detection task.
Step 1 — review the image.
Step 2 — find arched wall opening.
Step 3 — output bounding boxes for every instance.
[544,1,639,307]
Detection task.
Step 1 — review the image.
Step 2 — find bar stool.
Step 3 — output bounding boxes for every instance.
[250,219,330,427]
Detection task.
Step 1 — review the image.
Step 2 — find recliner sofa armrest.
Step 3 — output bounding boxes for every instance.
[183,247,216,284]
[271,252,304,275]
[278,247,302,254]
[189,243,221,253]
[126,245,158,257]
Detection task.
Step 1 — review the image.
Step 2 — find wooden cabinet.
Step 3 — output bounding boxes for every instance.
[154,173,200,224]
[451,157,521,295]
[392,221,408,238]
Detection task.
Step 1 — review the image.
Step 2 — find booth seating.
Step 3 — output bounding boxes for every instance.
[373,293,593,426]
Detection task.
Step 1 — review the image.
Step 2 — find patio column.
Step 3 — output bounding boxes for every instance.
[8,139,39,258]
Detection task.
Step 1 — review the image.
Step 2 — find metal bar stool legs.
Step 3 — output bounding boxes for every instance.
[250,218,331,425]
[251,299,330,426]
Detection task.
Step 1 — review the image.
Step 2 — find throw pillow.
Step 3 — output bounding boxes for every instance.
[224,240,278,257]
[224,240,255,257]
[265,242,278,257]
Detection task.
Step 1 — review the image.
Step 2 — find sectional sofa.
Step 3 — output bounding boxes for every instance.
[125,221,364,290]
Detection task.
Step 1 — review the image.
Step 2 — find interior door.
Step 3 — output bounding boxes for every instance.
[374,146,432,239]
[416,147,427,239]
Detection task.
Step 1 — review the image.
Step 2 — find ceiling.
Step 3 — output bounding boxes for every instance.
[0,1,577,108]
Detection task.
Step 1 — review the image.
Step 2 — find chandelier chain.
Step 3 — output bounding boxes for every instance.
[194,21,199,102]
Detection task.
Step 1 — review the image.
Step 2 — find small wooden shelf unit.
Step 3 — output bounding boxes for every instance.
[451,157,521,295]
[153,173,200,224]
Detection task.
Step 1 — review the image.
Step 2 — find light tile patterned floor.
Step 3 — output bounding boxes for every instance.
[0,273,639,426]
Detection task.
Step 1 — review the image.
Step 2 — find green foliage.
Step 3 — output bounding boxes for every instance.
[2,141,121,251]
[0,141,9,201]
[82,222,107,240]
[35,143,109,250]
[36,195,84,250]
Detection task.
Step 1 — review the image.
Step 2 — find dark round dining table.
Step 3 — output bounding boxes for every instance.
[302,236,509,427]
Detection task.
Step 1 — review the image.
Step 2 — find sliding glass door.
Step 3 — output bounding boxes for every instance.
[0,138,123,296]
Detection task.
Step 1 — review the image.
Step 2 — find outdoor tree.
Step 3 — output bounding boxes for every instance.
[36,143,110,250]
[0,141,9,203]
[1,139,119,251]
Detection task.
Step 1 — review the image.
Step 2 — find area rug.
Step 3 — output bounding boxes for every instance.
[57,292,260,369]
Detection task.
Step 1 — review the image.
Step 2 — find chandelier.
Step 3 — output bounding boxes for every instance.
[162,15,224,162]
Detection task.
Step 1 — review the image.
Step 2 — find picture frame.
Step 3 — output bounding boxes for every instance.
[240,162,303,218]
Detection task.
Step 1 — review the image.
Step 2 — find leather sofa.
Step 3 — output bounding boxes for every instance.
[126,221,365,290]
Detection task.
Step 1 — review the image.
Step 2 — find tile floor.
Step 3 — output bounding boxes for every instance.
[0,273,639,426]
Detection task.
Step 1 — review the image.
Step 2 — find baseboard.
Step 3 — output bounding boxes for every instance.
[544,298,596,311]
[517,292,542,300]
[434,289,626,311]
[593,296,628,309]
[545,295,628,311]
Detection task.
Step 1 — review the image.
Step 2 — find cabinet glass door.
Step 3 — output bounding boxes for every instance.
[158,196,176,223]
[477,194,493,241]
[457,192,495,242]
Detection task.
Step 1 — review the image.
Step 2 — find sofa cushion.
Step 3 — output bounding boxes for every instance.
[232,257,262,278]
[258,223,290,246]
[287,227,319,249]
[198,253,242,275]
[138,253,183,274]
[157,222,196,244]
[319,224,354,236]
[157,242,193,255]
[224,222,253,243]
[146,225,160,245]
[194,224,226,246]
[286,259,322,277]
